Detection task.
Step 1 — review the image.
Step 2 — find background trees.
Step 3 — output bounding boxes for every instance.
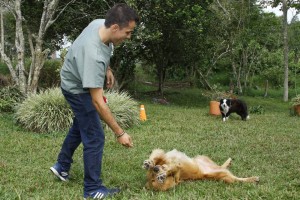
[0,0,77,94]
[0,0,299,99]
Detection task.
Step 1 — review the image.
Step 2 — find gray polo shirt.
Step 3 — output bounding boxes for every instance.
[61,19,113,94]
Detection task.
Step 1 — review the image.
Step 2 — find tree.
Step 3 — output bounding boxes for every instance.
[259,0,300,101]
[0,6,4,58]
[0,0,78,94]
[128,0,211,95]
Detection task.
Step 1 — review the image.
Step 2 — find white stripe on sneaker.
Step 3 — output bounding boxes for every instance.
[93,192,104,199]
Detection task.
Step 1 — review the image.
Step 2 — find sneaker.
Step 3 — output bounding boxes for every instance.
[83,186,120,199]
[50,162,69,181]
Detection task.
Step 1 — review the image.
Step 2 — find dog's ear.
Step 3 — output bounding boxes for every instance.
[220,99,223,103]
[227,99,232,106]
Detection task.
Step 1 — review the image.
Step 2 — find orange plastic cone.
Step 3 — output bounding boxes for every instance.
[140,105,147,121]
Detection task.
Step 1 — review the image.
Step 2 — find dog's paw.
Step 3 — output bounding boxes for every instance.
[247,176,259,183]
[156,172,167,183]
[222,158,233,168]
[143,160,154,170]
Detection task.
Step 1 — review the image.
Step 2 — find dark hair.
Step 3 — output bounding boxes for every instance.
[104,3,139,28]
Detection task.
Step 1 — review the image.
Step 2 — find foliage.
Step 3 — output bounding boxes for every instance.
[1,0,300,95]
[128,0,210,93]
[260,66,284,87]
[202,90,232,101]
[289,21,300,71]
[14,88,73,133]
[0,86,25,113]
[249,105,265,114]
[0,74,11,87]
[103,90,140,130]
[0,61,10,75]
[291,94,300,106]
[110,41,139,90]
[39,59,62,89]
[201,85,233,101]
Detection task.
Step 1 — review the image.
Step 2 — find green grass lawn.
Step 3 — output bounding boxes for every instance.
[1,87,300,200]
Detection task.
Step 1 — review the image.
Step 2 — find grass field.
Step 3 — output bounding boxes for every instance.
[1,87,300,200]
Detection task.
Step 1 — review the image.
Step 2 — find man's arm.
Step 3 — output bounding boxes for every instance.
[89,88,133,147]
[106,66,114,89]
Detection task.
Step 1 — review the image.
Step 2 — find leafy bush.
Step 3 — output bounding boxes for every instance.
[39,59,62,89]
[249,105,265,114]
[15,88,73,133]
[14,88,140,133]
[0,86,25,112]
[0,74,11,86]
[291,94,300,106]
[201,85,234,101]
[260,66,284,87]
[0,61,10,75]
[103,90,140,130]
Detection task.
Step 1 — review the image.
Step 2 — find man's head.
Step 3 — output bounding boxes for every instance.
[105,3,139,45]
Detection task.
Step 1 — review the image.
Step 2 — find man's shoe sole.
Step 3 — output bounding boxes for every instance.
[50,167,68,182]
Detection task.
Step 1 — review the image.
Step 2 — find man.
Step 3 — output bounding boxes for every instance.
[50,3,139,199]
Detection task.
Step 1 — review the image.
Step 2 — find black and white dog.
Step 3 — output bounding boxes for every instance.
[219,99,249,122]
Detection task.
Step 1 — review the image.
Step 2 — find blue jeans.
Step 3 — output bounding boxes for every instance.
[57,88,105,193]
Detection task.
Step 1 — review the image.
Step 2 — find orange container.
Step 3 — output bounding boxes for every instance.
[209,101,221,115]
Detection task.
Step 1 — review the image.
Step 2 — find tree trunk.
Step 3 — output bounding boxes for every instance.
[197,69,213,90]
[15,0,27,94]
[264,80,268,98]
[237,64,243,94]
[282,0,289,102]
[0,7,3,59]
[232,60,243,94]
[157,63,164,96]
[242,49,248,89]
[0,46,18,84]
[28,42,50,93]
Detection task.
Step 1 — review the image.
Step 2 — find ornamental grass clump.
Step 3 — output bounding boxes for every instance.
[103,90,140,130]
[291,94,300,106]
[15,88,140,133]
[15,88,73,133]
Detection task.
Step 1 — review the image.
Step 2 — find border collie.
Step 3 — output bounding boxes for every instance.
[219,99,249,121]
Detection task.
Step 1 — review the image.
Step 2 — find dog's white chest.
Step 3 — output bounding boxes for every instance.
[166,149,192,162]
[221,104,229,114]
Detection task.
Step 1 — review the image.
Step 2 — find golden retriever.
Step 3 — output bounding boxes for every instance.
[143,149,259,191]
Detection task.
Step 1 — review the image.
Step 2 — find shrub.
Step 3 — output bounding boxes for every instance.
[103,90,140,130]
[0,86,25,112]
[291,94,300,106]
[249,105,265,114]
[0,61,10,75]
[0,74,11,86]
[201,85,234,101]
[15,88,73,133]
[39,59,62,89]
[15,88,140,133]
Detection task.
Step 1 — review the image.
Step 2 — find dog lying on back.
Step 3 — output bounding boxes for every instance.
[219,99,249,121]
[143,149,259,191]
